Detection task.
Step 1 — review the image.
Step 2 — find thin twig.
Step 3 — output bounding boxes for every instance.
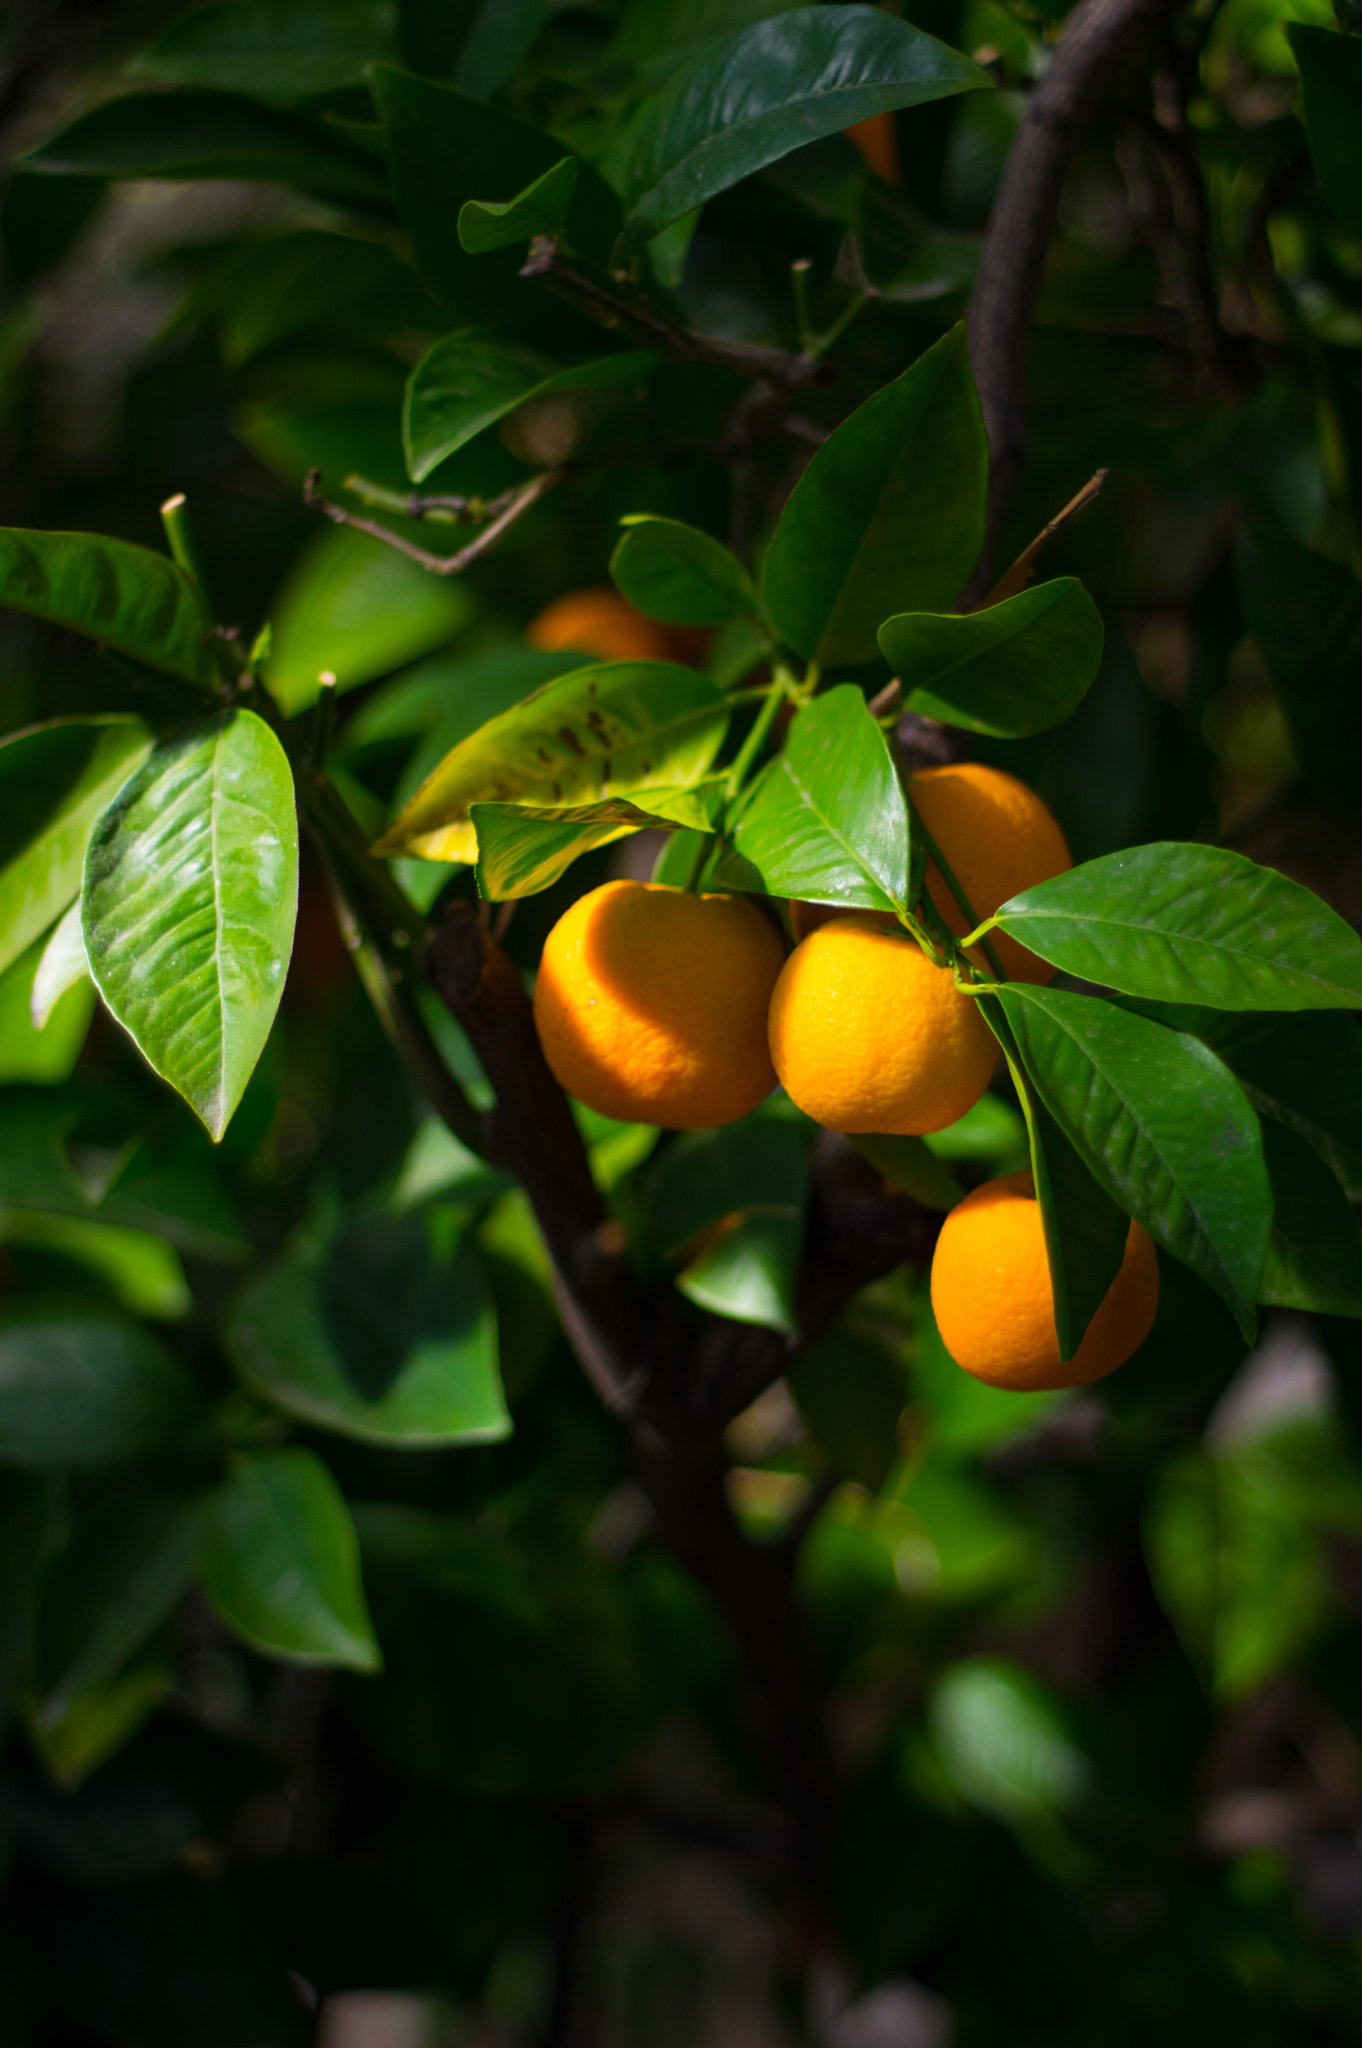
[304,467,563,575]
[978,468,1109,607]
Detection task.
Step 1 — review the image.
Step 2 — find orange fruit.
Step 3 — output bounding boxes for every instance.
[767,915,995,1135]
[534,880,784,1129]
[843,112,902,186]
[908,763,1070,984]
[526,588,678,664]
[930,1169,1159,1391]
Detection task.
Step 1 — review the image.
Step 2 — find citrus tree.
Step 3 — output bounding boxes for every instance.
[3,0,1362,2040]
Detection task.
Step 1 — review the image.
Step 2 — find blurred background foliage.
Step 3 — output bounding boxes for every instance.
[1,0,1362,2043]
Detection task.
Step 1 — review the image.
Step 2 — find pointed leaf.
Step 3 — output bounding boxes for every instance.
[991,844,1362,1010]
[0,1303,200,1468]
[1259,1119,1362,1317]
[610,515,760,628]
[472,783,724,901]
[404,338,654,482]
[199,1447,380,1672]
[763,326,986,664]
[82,710,299,1142]
[227,1221,508,1447]
[131,0,398,103]
[0,530,216,684]
[879,578,1104,737]
[986,983,1270,1336]
[458,156,578,253]
[0,719,152,979]
[728,685,910,910]
[678,1209,802,1334]
[30,902,88,1031]
[616,6,989,253]
[376,660,729,863]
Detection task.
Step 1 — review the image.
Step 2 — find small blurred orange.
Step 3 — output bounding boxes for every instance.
[526,588,679,664]
[843,112,901,187]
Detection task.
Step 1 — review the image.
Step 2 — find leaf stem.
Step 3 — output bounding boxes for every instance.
[160,492,207,590]
[791,258,815,354]
[910,810,1009,983]
[725,684,785,800]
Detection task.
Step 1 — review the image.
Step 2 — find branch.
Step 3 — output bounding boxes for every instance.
[978,467,1108,608]
[966,0,1194,586]
[304,467,562,575]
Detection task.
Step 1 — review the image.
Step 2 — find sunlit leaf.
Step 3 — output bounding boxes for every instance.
[0,530,215,685]
[879,578,1103,737]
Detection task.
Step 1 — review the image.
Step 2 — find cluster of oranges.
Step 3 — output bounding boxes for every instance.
[524,591,1158,1391]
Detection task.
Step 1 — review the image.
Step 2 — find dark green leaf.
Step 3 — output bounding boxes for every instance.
[1288,23,1362,235]
[879,578,1104,737]
[678,1210,802,1334]
[986,983,1270,1336]
[787,1308,907,1490]
[472,783,723,900]
[850,1133,963,1211]
[377,660,730,862]
[199,1447,380,1671]
[227,1219,508,1445]
[991,843,1362,1010]
[1259,1120,1362,1316]
[0,529,216,685]
[131,0,397,102]
[0,720,152,979]
[616,6,989,253]
[610,516,760,628]
[404,337,654,481]
[0,1303,199,1467]
[728,685,910,910]
[642,1115,809,1334]
[1235,530,1362,805]
[449,0,549,98]
[22,91,389,203]
[458,156,578,253]
[763,326,987,665]
[181,230,429,367]
[82,711,300,1142]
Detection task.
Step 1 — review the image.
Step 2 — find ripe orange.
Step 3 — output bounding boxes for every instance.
[767,914,995,1135]
[908,763,1071,984]
[843,112,902,186]
[526,588,678,664]
[534,880,785,1129]
[930,1169,1159,1391]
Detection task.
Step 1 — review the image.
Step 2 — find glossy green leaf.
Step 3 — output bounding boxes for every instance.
[0,1303,199,1467]
[376,660,730,863]
[472,784,723,901]
[199,1447,380,1671]
[610,516,759,628]
[991,843,1362,1010]
[728,685,910,910]
[0,931,94,1086]
[404,339,653,483]
[1288,23,1362,236]
[982,995,1129,1360]
[678,1210,802,1334]
[132,0,398,103]
[227,1219,508,1446]
[1235,530,1362,805]
[763,327,987,664]
[879,578,1104,737]
[458,156,578,253]
[22,91,389,202]
[390,1116,512,1212]
[82,711,300,1143]
[986,983,1270,1336]
[266,524,474,716]
[1259,1120,1362,1316]
[0,720,152,980]
[29,903,88,1033]
[616,6,989,253]
[850,1133,963,1212]
[0,529,216,685]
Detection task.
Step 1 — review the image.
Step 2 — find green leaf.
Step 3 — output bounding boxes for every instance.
[448,0,549,98]
[616,6,990,253]
[0,718,152,980]
[22,91,389,203]
[1235,530,1362,806]
[0,931,94,1086]
[850,1133,963,1211]
[610,516,760,628]
[879,578,1104,738]
[0,1211,191,1321]
[404,338,653,483]
[0,530,216,685]
[82,710,300,1143]
[930,1659,1089,1824]
[728,685,910,911]
[985,983,1270,1336]
[376,660,730,863]
[643,1115,809,1334]
[200,1448,380,1671]
[131,0,398,103]
[982,995,1129,1361]
[29,902,89,1033]
[227,1217,508,1446]
[265,523,475,716]
[763,327,987,665]
[678,1210,802,1334]
[991,843,1362,1011]
[458,156,578,253]
[182,230,429,368]
[0,1303,199,1467]
[472,784,723,901]
[1259,1120,1362,1316]
[1288,23,1362,236]
[923,1091,1028,1169]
